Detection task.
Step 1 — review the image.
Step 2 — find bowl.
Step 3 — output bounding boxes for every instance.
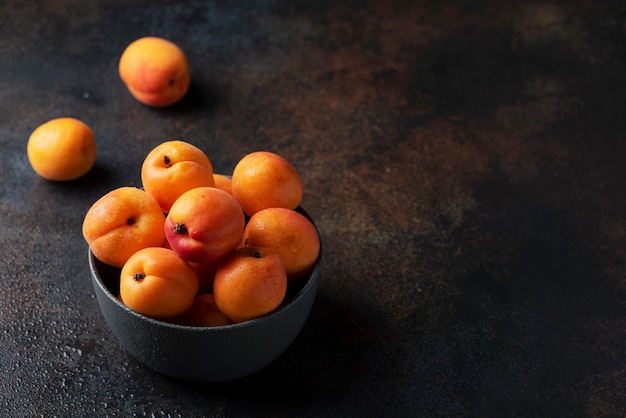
[89,206,321,382]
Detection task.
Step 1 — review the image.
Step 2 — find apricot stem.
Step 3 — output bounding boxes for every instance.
[127,217,135,225]
[133,272,146,282]
[173,223,188,235]
[253,250,261,258]
[163,155,172,167]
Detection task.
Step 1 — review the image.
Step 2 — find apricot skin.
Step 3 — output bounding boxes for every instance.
[118,36,190,107]
[212,174,233,196]
[141,140,215,213]
[213,247,287,323]
[243,207,320,280]
[165,187,245,263]
[120,247,199,320]
[231,151,303,216]
[179,294,234,327]
[27,117,96,181]
[82,187,166,268]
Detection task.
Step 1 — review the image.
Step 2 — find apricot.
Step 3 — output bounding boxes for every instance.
[141,140,215,213]
[189,260,219,294]
[213,246,287,323]
[165,186,245,263]
[179,293,234,327]
[82,187,166,267]
[118,36,190,107]
[120,247,199,320]
[231,151,303,216]
[243,207,320,280]
[27,117,96,181]
[212,173,233,196]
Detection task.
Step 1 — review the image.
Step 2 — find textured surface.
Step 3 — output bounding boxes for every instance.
[1,0,625,416]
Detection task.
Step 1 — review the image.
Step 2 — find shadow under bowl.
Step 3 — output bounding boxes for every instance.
[89,206,322,382]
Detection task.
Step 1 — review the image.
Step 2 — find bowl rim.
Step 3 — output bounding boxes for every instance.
[89,205,322,332]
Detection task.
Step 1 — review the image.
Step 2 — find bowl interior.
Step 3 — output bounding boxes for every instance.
[92,250,315,328]
[89,205,322,381]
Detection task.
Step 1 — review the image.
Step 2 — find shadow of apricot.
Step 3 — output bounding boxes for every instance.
[176,296,385,401]
[148,79,226,115]
[36,164,128,198]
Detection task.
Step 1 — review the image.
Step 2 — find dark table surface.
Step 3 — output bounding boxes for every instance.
[1,0,625,416]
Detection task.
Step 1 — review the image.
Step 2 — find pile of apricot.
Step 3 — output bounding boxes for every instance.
[82,140,320,326]
[25,36,321,327]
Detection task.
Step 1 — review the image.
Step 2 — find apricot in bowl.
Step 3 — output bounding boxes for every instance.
[88,206,321,382]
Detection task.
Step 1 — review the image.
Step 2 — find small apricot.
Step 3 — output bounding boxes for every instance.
[243,207,320,280]
[213,246,287,323]
[189,260,219,294]
[212,173,233,196]
[118,36,190,107]
[82,187,166,267]
[165,186,245,263]
[141,140,215,213]
[179,294,234,327]
[120,247,199,320]
[231,151,303,216]
[27,117,96,181]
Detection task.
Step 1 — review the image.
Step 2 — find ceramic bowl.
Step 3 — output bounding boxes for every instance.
[89,206,321,382]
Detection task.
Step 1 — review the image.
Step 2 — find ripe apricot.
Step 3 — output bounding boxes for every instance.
[82,187,166,267]
[231,151,303,216]
[27,117,96,181]
[118,36,190,107]
[213,246,287,323]
[212,173,233,196]
[179,293,234,327]
[189,260,219,294]
[243,207,320,280]
[141,140,215,213]
[165,186,245,263]
[120,247,199,320]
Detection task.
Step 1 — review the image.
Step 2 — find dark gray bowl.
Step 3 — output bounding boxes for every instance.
[89,206,321,382]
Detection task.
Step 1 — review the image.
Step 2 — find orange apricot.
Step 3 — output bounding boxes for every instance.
[213,246,287,323]
[118,36,190,107]
[179,293,234,327]
[242,207,320,280]
[212,173,233,196]
[164,186,245,263]
[141,140,215,213]
[27,117,96,181]
[120,247,199,320]
[189,260,219,294]
[231,151,303,216]
[82,187,166,267]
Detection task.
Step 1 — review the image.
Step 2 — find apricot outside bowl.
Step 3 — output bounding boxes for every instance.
[89,206,321,382]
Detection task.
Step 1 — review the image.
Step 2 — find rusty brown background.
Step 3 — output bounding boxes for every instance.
[1,0,625,416]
